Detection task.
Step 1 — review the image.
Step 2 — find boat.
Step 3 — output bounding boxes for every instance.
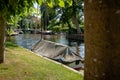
[32,40,84,71]
[39,30,54,35]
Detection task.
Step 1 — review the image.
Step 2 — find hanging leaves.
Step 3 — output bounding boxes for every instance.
[67,0,73,6]
[47,1,53,8]
[58,0,65,7]
[54,0,59,5]
[36,0,43,5]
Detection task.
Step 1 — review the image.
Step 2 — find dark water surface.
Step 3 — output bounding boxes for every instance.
[10,34,85,58]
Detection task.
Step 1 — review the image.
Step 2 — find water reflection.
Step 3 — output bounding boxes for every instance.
[9,34,84,58]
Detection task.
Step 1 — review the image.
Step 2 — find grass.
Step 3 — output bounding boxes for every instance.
[0,42,83,80]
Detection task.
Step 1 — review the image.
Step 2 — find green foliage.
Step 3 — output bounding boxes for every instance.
[47,1,53,8]
[0,0,83,32]
[6,27,14,36]
[65,0,73,6]
[0,0,37,20]
[58,0,65,7]
[37,0,43,5]
[7,15,21,27]
[36,0,84,33]
[5,2,41,32]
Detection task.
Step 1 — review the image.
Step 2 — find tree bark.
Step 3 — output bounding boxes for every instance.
[72,15,82,34]
[67,20,72,34]
[0,16,5,63]
[84,0,120,80]
[72,0,82,34]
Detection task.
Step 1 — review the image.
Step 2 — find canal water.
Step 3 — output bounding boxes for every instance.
[10,33,85,58]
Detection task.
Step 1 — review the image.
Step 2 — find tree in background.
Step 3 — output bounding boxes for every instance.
[0,0,37,63]
[6,15,21,36]
[0,0,69,63]
[19,6,41,33]
[40,3,50,31]
[52,0,84,34]
[72,0,83,34]
[84,0,120,80]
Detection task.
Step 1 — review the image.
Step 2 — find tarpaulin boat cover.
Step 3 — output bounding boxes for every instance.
[32,40,83,64]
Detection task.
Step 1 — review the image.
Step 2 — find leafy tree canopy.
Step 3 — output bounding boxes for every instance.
[0,0,72,21]
[0,0,37,19]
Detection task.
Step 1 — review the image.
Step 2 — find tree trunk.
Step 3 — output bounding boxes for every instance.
[0,16,5,63]
[72,15,82,34]
[84,0,120,80]
[72,0,82,34]
[67,20,72,34]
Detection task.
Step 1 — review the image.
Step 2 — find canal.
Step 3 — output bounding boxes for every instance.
[9,33,85,58]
